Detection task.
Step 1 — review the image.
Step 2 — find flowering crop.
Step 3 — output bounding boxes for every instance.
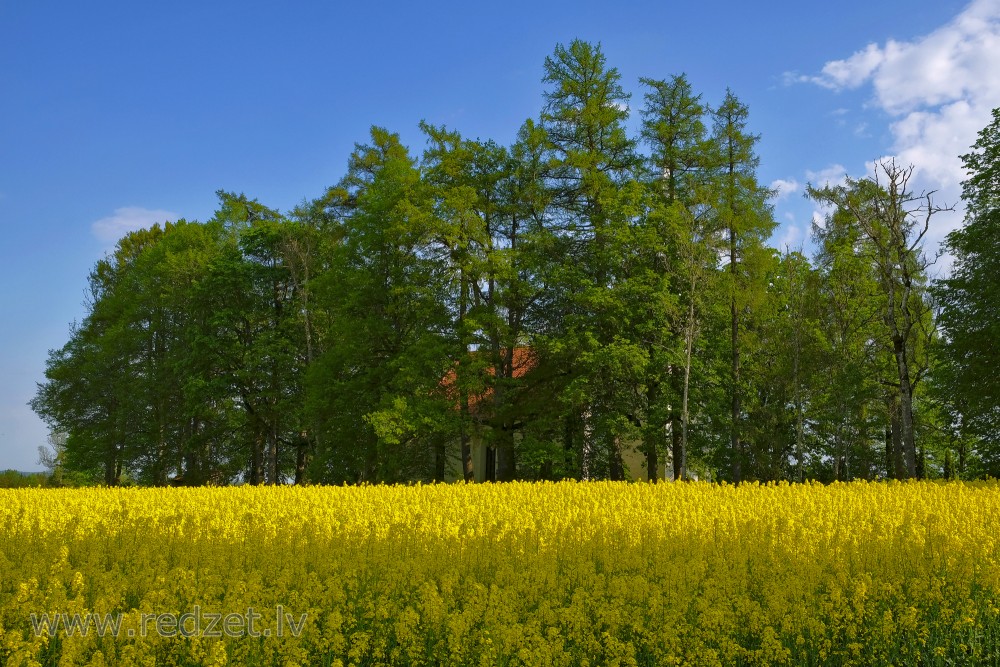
[2,481,1000,666]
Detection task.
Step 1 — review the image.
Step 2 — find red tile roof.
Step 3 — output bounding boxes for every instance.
[440,347,537,411]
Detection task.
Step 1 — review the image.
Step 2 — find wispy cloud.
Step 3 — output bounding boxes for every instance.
[775,223,804,251]
[805,164,848,189]
[802,164,849,231]
[91,207,178,245]
[770,178,801,202]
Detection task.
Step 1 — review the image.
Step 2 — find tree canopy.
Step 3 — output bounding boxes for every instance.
[32,42,999,485]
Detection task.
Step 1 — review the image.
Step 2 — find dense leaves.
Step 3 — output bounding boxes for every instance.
[935,108,1000,459]
[32,43,998,484]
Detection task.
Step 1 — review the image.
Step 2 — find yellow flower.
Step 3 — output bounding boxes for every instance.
[2,481,1000,665]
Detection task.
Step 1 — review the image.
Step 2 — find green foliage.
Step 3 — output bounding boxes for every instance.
[935,107,1000,444]
[32,45,993,486]
[304,127,454,483]
[0,470,51,488]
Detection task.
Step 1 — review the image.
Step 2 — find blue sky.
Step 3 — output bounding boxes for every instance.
[2,0,997,470]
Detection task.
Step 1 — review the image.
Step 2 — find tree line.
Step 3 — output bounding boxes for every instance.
[31,41,1000,485]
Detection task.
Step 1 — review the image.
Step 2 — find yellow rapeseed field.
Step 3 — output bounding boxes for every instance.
[2,481,1000,666]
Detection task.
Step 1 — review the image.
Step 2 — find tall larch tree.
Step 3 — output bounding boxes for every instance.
[537,39,643,480]
[709,89,776,482]
[639,73,717,481]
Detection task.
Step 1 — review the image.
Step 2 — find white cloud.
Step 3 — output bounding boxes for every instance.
[805,164,848,189]
[810,209,830,231]
[770,178,800,201]
[774,224,803,251]
[802,0,1000,250]
[810,42,887,90]
[806,2,1000,111]
[91,207,178,244]
[802,165,849,238]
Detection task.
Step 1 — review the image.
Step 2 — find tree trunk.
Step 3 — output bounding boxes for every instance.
[251,426,264,485]
[496,426,516,482]
[458,270,474,482]
[156,409,168,486]
[609,434,624,481]
[893,337,918,478]
[884,425,894,480]
[267,420,279,484]
[839,434,850,482]
[644,384,659,483]
[460,417,474,482]
[563,413,577,479]
[730,226,742,483]
[792,309,804,483]
[485,446,496,482]
[889,397,905,480]
[671,413,683,482]
[681,296,696,483]
[644,431,659,482]
[832,419,843,481]
[433,439,446,482]
[105,443,118,486]
[294,432,308,485]
[299,249,318,485]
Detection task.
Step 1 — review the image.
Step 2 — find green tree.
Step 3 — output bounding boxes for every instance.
[709,90,776,482]
[810,206,885,480]
[537,39,646,480]
[277,213,330,483]
[809,160,946,479]
[640,73,718,481]
[421,123,497,481]
[935,107,1000,445]
[33,225,171,484]
[206,192,305,485]
[139,218,241,485]
[307,127,452,483]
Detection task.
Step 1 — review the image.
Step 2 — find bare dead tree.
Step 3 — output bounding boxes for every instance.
[809,158,952,478]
